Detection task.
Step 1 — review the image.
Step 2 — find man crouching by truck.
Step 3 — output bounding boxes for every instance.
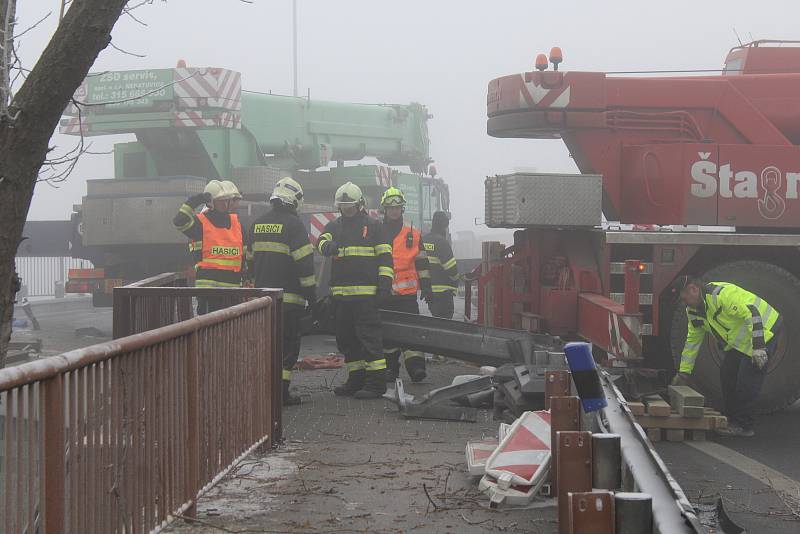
[173,179,244,314]
[670,275,781,437]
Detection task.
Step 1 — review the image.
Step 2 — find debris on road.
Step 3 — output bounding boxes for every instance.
[75,326,108,338]
[296,354,344,369]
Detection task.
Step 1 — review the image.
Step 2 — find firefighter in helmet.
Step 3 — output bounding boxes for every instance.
[173,179,244,314]
[379,186,432,382]
[670,275,782,437]
[221,180,243,212]
[423,211,459,320]
[249,177,316,406]
[317,182,393,399]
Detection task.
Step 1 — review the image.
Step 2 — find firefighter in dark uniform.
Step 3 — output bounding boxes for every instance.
[173,179,244,314]
[423,211,460,320]
[317,182,393,399]
[379,187,432,382]
[670,276,781,437]
[248,177,316,406]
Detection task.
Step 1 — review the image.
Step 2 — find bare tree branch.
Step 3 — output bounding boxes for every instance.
[14,11,50,40]
[108,40,146,58]
[121,4,149,27]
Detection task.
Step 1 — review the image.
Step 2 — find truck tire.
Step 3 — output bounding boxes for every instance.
[669,260,800,413]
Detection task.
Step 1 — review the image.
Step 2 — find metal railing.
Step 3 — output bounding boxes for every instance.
[0,289,281,533]
[112,275,285,447]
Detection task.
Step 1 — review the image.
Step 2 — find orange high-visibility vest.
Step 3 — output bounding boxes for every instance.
[391,226,421,295]
[196,212,243,272]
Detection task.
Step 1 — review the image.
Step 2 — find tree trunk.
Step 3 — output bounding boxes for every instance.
[0,0,128,367]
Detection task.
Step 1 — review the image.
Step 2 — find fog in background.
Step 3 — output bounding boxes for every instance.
[16,0,800,238]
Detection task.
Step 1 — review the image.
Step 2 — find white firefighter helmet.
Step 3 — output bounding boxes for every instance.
[203,180,226,200]
[270,177,304,209]
[334,181,364,208]
[220,180,241,200]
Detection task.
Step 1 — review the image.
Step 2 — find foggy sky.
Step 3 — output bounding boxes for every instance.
[16,0,800,235]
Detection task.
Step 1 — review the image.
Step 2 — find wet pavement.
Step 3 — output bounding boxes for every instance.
[165,336,559,533]
[15,299,800,533]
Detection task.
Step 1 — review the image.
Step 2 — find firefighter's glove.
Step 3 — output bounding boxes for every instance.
[187,192,212,208]
[671,372,691,386]
[752,349,768,370]
[422,289,433,304]
[320,240,340,257]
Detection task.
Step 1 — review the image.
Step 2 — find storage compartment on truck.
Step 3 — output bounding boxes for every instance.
[485,173,602,228]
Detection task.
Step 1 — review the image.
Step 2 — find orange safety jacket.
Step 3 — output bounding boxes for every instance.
[391,226,422,295]
[196,212,243,272]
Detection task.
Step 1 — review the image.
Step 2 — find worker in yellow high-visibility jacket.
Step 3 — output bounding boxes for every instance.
[671,275,781,437]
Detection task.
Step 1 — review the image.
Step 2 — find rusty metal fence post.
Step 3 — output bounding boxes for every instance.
[545,370,571,410]
[272,297,283,443]
[42,374,65,532]
[185,328,201,519]
[568,490,615,534]
[557,430,593,534]
[550,395,580,495]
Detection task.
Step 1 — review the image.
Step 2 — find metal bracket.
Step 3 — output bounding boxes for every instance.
[390,376,494,422]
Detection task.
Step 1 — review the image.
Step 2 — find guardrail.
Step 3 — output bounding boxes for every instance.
[0,288,281,533]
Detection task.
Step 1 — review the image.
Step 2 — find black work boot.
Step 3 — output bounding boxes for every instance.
[404,352,427,383]
[354,369,387,399]
[283,380,301,406]
[334,369,365,397]
[386,352,400,383]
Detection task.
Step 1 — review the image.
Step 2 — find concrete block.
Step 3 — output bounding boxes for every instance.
[646,428,662,442]
[679,405,705,418]
[627,402,646,415]
[690,430,707,441]
[665,429,685,442]
[668,385,705,413]
[643,395,671,417]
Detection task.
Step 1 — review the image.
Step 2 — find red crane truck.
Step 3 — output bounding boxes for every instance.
[475,41,800,412]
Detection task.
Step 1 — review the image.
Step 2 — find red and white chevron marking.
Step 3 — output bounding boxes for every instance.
[375,166,393,187]
[607,312,642,360]
[466,437,499,476]
[518,73,571,108]
[173,111,216,128]
[215,111,241,129]
[308,209,382,245]
[59,117,88,135]
[485,410,551,486]
[309,212,338,245]
[174,67,242,111]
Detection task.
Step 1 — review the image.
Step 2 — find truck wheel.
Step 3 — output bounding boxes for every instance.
[669,260,800,413]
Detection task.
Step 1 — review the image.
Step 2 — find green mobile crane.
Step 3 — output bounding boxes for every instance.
[61,66,449,304]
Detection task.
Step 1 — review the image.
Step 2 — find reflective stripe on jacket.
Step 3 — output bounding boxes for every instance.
[196,213,243,272]
[680,282,779,373]
[318,212,393,300]
[422,231,459,294]
[248,205,316,308]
